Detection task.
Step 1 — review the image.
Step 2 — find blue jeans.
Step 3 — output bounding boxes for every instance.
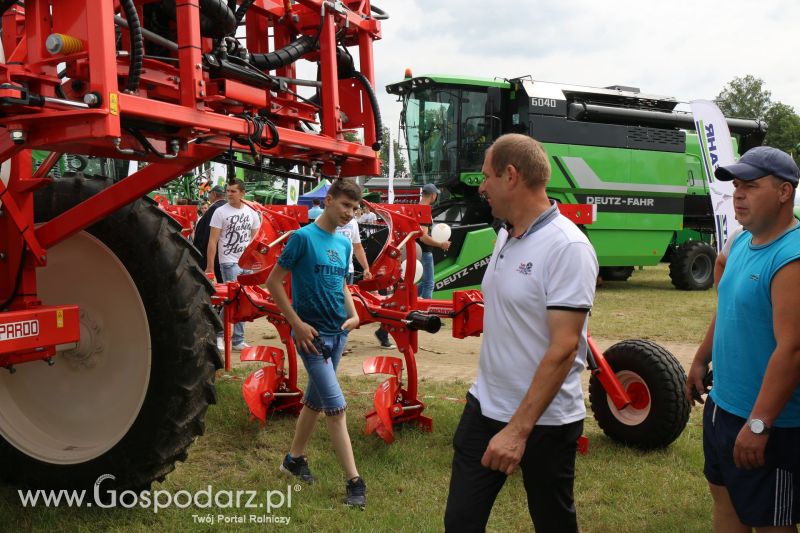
[297,332,348,415]
[220,262,252,346]
[417,251,435,299]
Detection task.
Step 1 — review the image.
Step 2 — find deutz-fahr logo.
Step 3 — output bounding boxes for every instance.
[0,319,39,341]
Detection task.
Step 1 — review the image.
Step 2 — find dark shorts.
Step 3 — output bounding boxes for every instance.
[703,396,800,527]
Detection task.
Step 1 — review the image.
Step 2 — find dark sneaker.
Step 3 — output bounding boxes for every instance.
[373,330,395,349]
[280,454,315,484]
[344,476,366,509]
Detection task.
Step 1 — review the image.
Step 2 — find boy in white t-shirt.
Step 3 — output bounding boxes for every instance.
[335,217,372,285]
[205,179,261,350]
[358,204,377,224]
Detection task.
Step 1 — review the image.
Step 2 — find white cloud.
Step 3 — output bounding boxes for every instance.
[370,0,799,130]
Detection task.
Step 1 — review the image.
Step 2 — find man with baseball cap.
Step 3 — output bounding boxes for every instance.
[417,183,451,299]
[374,182,452,347]
[686,146,800,531]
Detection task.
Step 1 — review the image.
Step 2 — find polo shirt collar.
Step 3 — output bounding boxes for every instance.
[502,201,559,239]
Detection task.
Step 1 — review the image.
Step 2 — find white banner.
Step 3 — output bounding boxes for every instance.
[387,125,395,204]
[690,99,741,252]
[286,178,300,206]
[211,162,227,187]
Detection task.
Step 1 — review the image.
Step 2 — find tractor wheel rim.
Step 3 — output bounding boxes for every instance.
[0,231,151,464]
[607,370,651,426]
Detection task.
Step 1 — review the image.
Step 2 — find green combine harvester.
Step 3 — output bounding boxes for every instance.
[386,75,766,295]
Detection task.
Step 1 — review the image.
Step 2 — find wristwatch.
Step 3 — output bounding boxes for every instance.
[747,418,770,435]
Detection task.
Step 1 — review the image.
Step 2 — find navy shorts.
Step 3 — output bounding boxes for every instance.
[703,396,800,527]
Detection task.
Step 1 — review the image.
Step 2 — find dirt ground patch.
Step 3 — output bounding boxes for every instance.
[236,319,699,391]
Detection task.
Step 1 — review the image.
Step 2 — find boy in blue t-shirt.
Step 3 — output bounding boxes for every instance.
[266,179,366,509]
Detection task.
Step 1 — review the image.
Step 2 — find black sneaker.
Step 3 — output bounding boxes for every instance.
[344,476,366,509]
[374,330,395,349]
[280,454,315,484]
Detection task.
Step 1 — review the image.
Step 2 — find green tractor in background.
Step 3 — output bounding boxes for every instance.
[386,75,766,296]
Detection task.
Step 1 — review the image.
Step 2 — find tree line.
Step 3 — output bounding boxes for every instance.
[715,75,800,163]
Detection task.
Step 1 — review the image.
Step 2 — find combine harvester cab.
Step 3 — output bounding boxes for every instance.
[0,0,384,493]
[386,74,765,294]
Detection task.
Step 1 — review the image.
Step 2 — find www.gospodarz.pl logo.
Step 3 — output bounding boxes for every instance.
[17,473,299,522]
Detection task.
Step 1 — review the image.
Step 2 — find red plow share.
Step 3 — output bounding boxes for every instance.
[215,200,485,439]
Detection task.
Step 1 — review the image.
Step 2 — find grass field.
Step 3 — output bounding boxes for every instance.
[1,373,710,532]
[0,264,716,532]
[591,264,716,343]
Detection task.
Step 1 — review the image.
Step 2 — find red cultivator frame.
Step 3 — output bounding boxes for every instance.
[219,201,483,440]
[0,0,385,491]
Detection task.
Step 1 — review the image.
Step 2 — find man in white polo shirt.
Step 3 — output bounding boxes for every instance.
[444,134,598,532]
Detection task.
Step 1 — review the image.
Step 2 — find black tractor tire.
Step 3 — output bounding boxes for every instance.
[599,266,635,282]
[0,175,222,491]
[669,240,716,290]
[588,339,690,449]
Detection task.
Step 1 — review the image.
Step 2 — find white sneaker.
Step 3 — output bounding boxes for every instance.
[216,337,224,350]
[232,342,251,351]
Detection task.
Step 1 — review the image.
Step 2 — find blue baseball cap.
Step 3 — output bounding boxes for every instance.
[714,146,799,186]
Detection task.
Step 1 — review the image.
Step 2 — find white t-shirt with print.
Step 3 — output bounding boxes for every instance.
[210,203,262,264]
[359,212,377,224]
[469,207,598,425]
[335,218,361,273]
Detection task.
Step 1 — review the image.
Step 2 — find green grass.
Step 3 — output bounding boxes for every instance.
[1,370,710,532]
[590,264,716,343]
[0,266,718,531]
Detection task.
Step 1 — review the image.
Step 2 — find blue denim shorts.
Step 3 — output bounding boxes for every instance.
[297,332,348,415]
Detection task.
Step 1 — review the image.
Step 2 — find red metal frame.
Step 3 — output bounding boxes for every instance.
[213,200,644,443]
[0,1,383,369]
[153,195,199,238]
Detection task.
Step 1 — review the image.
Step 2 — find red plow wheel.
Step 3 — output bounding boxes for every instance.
[588,339,690,449]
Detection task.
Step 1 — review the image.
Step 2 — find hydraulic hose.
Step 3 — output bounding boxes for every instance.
[249,36,382,151]
[235,0,255,26]
[120,0,144,93]
[160,0,236,38]
[199,0,237,37]
[370,4,389,20]
[352,70,383,151]
[249,35,318,71]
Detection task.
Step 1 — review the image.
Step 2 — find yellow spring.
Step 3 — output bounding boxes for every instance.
[45,33,84,55]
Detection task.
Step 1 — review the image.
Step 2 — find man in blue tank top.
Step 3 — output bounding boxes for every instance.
[686,146,800,531]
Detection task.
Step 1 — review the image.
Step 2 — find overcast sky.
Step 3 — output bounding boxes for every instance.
[369,0,799,134]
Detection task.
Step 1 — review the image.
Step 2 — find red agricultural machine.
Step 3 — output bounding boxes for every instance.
[0,0,385,491]
[226,200,690,451]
